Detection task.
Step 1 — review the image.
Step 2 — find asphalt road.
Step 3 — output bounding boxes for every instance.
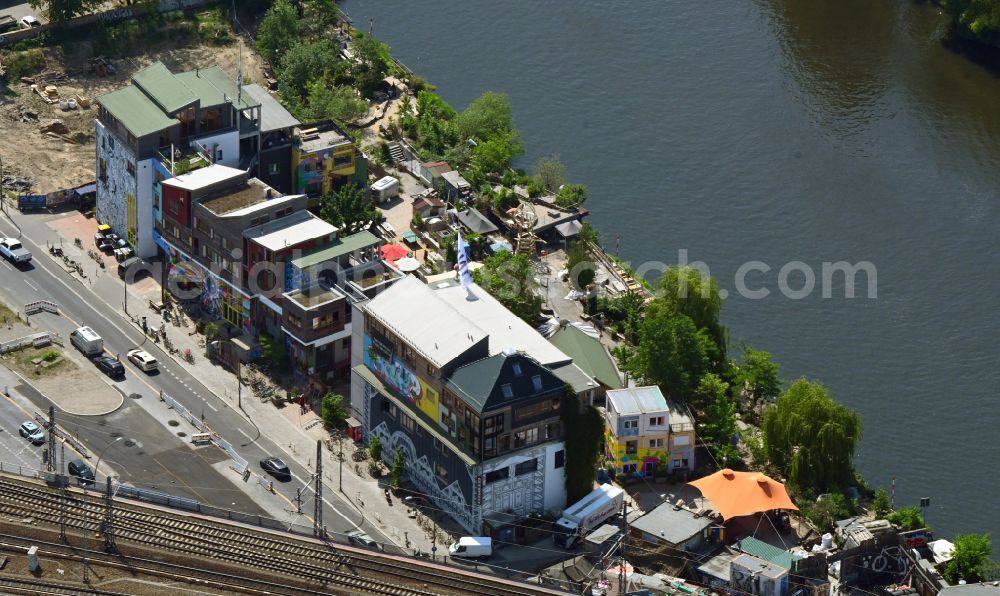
[0,207,379,542]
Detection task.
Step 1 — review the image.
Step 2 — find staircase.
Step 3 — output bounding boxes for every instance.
[388,142,405,164]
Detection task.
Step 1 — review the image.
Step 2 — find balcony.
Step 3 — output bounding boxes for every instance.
[280,285,349,346]
[158,146,211,176]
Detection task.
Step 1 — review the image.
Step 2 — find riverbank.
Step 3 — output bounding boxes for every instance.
[338,0,1000,541]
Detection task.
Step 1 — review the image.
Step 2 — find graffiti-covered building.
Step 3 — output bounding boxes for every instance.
[293,121,368,201]
[351,275,599,533]
[154,164,383,387]
[96,62,264,258]
[604,386,696,479]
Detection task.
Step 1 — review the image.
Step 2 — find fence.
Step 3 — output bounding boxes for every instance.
[159,390,247,475]
[24,300,59,316]
[113,483,200,512]
[0,331,59,354]
[0,460,44,480]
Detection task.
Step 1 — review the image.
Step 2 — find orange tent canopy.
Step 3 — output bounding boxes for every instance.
[687,469,798,521]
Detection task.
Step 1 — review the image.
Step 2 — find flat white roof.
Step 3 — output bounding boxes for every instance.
[364,276,488,368]
[244,210,337,251]
[431,278,572,367]
[606,386,668,416]
[162,164,245,191]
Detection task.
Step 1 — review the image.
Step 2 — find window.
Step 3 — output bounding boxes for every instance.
[623,419,638,430]
[514,458,538,476]
[99,158,107,183]
[126,160,136,177]
[514,400,551,422]
[313,314,334,329]
[334,153,353,168]
[649,416,665,426]
[512,363,522,377]
[484,414,504,434]
[433,437,449,456]
[531,375,543,392]
[499,435,510,453]
[342,338,350,349]
[545,422,558,439]
[514,427,538,448]
[401,413,417,433]
[485,467,509,484]
[649,438,664,448]
[288,314,302,329]
[267,163,280,175]
[216,149,223,162]
[623,463,638,474]
[625,440,638,454]
[402,345,416,366]
[426,363,439,378]
[501,383,513,399]
[554,450,565,469]
[435,463,448,480]
[221,237,228,250]
[484,437,495,451]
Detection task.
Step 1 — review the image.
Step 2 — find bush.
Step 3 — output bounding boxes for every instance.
[872,487,892,518]
[196,8,234,46]
[1,49,46,79]
[41,350,59,362]
[368,436,382,462]
[887,506,926,531]
[801,493,856,533]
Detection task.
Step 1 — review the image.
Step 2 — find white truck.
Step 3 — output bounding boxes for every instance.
[553,484,625,548]
[0,238,31,264]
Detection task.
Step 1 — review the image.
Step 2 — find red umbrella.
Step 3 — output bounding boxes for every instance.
[381,244,409,262]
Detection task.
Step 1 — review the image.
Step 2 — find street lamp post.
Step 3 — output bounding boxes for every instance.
[94,436,124,481]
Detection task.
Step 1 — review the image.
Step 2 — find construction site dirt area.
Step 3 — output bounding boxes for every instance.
[0,40,266,194]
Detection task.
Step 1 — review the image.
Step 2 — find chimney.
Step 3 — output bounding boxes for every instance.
[266,189,273,199]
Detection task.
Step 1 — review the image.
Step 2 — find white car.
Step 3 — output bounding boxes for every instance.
[19,16,41,29]
[127,348,158,372]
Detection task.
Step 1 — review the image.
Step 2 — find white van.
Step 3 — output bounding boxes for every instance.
[70,326,103,357]
[448,536,492,559]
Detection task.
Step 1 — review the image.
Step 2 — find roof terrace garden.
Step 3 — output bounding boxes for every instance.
[199,179,284,216]
[284,286,345,310]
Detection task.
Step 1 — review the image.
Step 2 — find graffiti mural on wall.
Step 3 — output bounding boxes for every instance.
[858,545,911,584]
[363,335,440,423]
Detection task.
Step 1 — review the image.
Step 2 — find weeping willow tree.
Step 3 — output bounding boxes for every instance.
[762,379,862,492]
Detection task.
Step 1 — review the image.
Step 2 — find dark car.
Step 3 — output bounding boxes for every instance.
[260,457,291,480]
[94,355,125,378]
[67,459,95,486]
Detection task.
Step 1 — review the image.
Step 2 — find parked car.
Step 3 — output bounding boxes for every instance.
[347,529,381,550]
[94,355,125,378]
[18,421,45,445]
[19,16,41,29]
[127,349,158,372]
[67,459,95,486]
[260,457,291,480]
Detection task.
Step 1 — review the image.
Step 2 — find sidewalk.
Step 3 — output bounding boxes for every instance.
[39,212,449,552]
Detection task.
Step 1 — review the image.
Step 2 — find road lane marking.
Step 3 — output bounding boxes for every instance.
[24,279,38,291]
[237,428,252,439]
[203,400,218,413]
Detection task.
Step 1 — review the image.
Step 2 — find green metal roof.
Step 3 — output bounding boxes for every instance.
[98,85,179,138]
[446,353,565,413]
[735,537,802,570]
[291,231,380,269]
[175,66,259,111]
[548,325,623,389]
[132,62,198,114]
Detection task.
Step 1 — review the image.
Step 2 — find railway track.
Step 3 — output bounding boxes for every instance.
[0,575,128,595]
[0,475,565,596]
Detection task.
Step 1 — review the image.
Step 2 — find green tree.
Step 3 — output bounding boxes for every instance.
[301,0,339,37]
[887,506,926,531]
[732,344,782,408]
[561,389,605,503]
[872,487,892,518]
[473,251,542,324]
[319,184,382,235]
[762,379,862,492]
[390,447,405,489]
[456,91,516,142]
[945,0,1000,47]
[566,242,596,289]
[697,373,740,467]
[368,435,382,462]
[658,267,726,358]
[416,90,456,121]
[533,155,566,194]
[351,32,392,96]
[470,131,524,174]
[304,82,368,124]
[28,0,103,23]
[945,533,993,584]
[278,39,342,98]
[321,393,348,430]
[802,493,855,533]
[259,332,289,372]
[255,0,301,64]
[555,183,588,208]
[622,304,710,400]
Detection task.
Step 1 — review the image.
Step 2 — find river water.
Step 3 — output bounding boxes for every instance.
[342,0,1000,537]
